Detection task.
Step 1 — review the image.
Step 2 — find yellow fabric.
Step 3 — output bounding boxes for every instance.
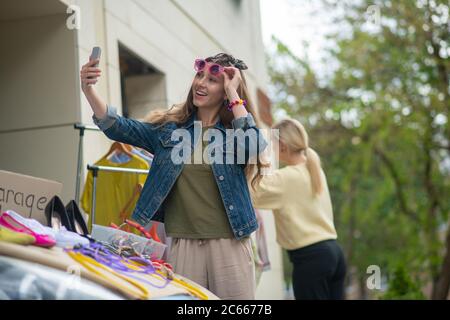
[167,274,209,300]
[68,250,210,300]
[121,259,209,300]
[67,251,151,300]
[81,153,149,231]
[250,163,337,250]
[0,226,35,245]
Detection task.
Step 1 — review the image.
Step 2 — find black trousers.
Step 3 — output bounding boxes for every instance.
[288,239,346,300]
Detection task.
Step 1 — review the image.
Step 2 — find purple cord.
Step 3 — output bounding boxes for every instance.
[66,243,171,289]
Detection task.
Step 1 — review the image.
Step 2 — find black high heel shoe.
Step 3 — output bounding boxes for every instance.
[65,200,89,236]
[45,196,74,231]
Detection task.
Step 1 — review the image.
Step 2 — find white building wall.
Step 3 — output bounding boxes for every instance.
[0,11,79,201]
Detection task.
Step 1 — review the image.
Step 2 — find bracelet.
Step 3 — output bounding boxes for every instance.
[227,99,247,111]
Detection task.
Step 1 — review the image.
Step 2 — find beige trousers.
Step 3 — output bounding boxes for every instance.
[168,237,256,300]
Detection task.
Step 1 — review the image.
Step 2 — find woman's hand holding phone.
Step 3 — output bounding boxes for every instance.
[80,47,107,119]
[80,47,102,93]
[80,58,101,92]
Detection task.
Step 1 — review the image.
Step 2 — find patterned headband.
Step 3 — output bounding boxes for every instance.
[207,53,249,70]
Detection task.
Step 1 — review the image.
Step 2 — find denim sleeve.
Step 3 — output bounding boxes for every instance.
[230,113,268,165]
[231,113,257,131]
[92,105,119,131]
[92,105,158,153]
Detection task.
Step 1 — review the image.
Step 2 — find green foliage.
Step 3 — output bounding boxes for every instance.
[381,264,427,300]
[266,0,449,299]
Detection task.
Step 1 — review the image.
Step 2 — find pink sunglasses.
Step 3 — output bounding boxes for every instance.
[194,59,224,76]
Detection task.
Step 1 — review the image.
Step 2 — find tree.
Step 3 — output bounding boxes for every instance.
[382,264,426,300]
[267,0,449,299]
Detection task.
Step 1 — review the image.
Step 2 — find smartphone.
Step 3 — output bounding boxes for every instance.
[90,46,101,67]
[88,47,101,83]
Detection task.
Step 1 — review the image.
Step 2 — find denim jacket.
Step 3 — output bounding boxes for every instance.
[93,106,267,239]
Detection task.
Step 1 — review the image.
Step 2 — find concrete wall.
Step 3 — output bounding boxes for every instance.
[255,210,285,299]
[125,74,168,119]
[0,12,79,202]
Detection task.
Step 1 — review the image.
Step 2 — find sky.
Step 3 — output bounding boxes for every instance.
[259,0,334,71]
[259,0,336,119]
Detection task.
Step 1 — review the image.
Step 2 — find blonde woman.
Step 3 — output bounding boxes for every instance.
[251,118,346,300]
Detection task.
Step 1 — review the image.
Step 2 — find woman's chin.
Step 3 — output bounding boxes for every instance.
[194,101,208,108]
[194,98,221,109]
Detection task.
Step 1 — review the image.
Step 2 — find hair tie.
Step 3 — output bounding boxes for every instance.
[233,58,248,70]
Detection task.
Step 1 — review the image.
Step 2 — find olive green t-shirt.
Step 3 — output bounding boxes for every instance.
[163,126,234,239]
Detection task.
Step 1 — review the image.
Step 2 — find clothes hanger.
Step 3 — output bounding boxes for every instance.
[106,142,134,158]
[137,148,154,158]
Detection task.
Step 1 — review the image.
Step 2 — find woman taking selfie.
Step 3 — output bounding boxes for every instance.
[251,118,346,300]
[80,52,267,299]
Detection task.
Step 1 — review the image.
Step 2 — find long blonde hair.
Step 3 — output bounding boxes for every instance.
[273,118,323,195]
[143,53,266,188]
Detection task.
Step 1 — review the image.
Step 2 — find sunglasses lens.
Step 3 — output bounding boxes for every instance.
[209,64,221,75]
[194,59,206,71]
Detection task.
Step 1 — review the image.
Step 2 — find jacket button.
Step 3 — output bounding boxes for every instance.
[219,175,224,181]
[238,231,243,236]
[229,205,234,210]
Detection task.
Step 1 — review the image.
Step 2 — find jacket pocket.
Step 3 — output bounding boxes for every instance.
[158,128,179,148]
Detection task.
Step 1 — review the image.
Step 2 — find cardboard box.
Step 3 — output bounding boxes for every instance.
[0,170,63,225]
